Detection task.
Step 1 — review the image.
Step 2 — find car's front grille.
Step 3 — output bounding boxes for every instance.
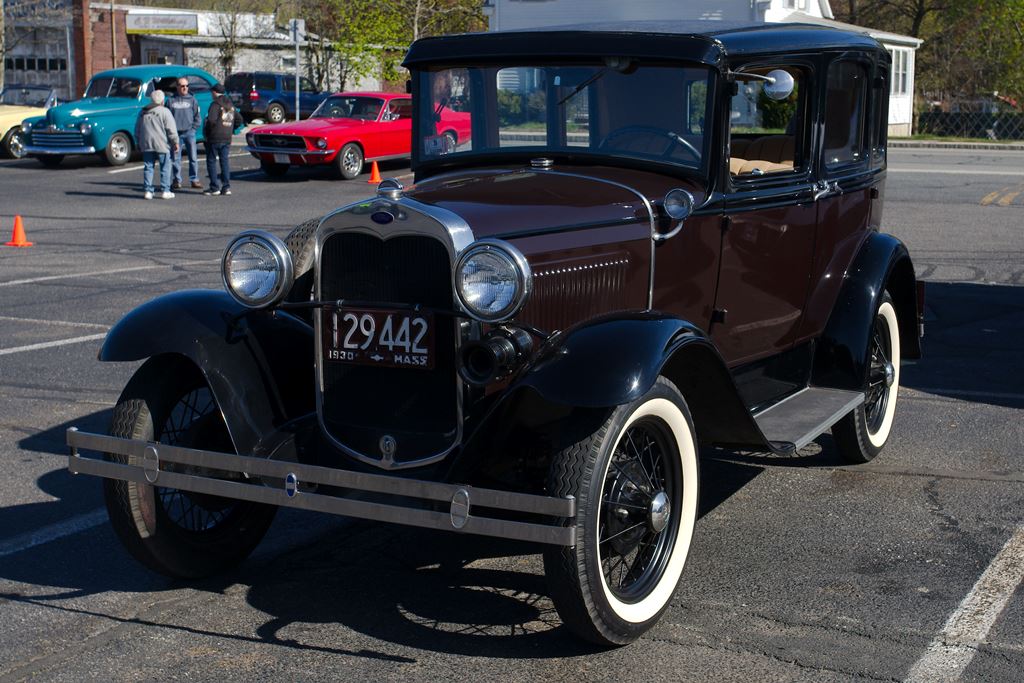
[255,134,306,150]
[318,232,458,465]
[31,131,85,147]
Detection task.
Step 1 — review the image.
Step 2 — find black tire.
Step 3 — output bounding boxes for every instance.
[103,356,277,579]
[260,160,289,178]
[283,217,320,312]
[442,130,457,152]
[335,142,363,180]
[35,154,64,167]
[832,293,901,464]
[2,127,25,159]
[543,377,700,646]
[104,131,132,166]
[266,102,286,123]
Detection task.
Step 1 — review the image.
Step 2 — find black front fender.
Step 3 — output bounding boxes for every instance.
[513,313,768,448]
[100,290,314,455]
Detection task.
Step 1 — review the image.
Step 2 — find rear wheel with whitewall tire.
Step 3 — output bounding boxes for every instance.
[335,142,364,180]
[102,355,277,579]
[104,132,132,166]
[260,160,289,177]
[832,293,901,464]
[543,376,700,646]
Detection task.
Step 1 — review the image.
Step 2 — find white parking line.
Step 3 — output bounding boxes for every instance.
[0,315,108,329]
[888,167,1024,176]
[906,524,1024,682]
[909,387,1024,402]
[107,152,250,174]
[0,259,216,287]
[0,333,107,356]
[0,509,108,559]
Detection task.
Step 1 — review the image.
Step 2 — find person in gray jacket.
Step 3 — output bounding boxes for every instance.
[168,77,201,190]
[134,89,179,200]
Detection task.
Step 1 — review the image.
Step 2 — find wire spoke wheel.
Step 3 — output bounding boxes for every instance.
[154,387,239,533]
[598,419,681,603]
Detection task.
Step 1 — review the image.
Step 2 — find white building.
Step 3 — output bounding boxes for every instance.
[482,0,921,135]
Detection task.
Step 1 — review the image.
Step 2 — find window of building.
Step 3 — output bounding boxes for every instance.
[783,0,808,8]
[3,58,12,70]
[824,60,869,170]
[281,56,296,70]
[14,57,25,70]
[890,49,909,96]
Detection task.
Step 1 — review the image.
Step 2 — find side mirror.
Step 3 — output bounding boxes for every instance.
[763,70,795,101]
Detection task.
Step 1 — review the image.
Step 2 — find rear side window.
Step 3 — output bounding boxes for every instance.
[823,60,869,170]
[255,74,276,90]
[225,74,249,92]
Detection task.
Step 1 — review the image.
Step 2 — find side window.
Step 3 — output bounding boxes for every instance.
[729,65,806,177]
[255,74,275,90]
[389,99,412,119]
[187,75,211,94]
[281,76,295,92]
[870,69,888,168]
[300,77,316,92]
[824,60,869,170]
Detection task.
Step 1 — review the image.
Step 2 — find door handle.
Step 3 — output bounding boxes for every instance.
[814,180,840,201]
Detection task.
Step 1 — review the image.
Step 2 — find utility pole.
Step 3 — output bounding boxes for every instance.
[111,0,116,68]
[290,18,301,122]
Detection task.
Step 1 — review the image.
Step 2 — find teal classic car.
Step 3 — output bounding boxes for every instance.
[21,65,217,166]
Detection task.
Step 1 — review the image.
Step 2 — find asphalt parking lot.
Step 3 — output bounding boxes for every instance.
[0,145,1022,682]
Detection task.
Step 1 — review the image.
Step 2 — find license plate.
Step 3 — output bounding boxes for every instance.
[323,306,434,370]
[273,153,291,164]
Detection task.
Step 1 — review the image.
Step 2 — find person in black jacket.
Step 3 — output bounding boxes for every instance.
[203,83,243,196]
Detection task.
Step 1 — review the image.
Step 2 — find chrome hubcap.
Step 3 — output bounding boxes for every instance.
[648,490,671,533]
[883,362,895,388]
[111,137,127,160]
[9,132,24,158]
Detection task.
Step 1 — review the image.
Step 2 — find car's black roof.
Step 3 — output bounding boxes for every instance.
[403,22,885,68]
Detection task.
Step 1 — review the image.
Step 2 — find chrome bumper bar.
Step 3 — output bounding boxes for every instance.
[67,428,576,546]
[24,144,96,155]
[245,145,335,156]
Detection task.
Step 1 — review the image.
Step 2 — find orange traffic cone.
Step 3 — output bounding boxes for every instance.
[367,161,382,184]
[5,216,33,247]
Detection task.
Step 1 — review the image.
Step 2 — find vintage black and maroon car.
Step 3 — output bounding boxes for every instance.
[68,22,922,645]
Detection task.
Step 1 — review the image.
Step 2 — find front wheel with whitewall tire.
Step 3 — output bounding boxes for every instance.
[2,127,25,158]
[543,377,699,646]
[832,293,901,464]
[104,132,132,166]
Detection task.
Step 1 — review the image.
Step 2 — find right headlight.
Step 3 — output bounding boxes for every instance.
[454,239,532,323]
[221,230,293,308]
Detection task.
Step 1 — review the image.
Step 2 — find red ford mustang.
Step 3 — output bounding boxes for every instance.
[244,91,471,180]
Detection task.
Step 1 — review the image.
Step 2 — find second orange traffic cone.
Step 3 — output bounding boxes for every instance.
[5,216,33,247]
[367,161,382,184]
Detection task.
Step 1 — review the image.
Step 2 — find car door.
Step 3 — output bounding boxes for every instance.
[797,55,881,341]
[378,98,413,157]
[711,60,819,367]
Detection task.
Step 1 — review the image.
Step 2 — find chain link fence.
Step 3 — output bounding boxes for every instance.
[916,105,1024,140]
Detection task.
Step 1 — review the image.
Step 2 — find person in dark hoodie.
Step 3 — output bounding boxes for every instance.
[203,83,242,196]
[168,76,202,190]
[134,89,179,200]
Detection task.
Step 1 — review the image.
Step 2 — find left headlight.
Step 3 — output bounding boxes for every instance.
[221,230,294,308]
[454,239,532,323]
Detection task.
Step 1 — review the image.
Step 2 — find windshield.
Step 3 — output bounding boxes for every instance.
[312,96,384,120]
[416,61,713,170]
[84,77,143,99]
[0,86,52,107]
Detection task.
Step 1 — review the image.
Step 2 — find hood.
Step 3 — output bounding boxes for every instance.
[406,165,707,240]
[44,97,139,125]
[252,117,370,137]
[0,104,46,126]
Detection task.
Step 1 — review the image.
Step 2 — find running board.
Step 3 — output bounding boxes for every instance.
[753,388,864,451]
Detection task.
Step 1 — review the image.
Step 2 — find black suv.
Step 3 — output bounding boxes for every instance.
[224,71,330,123]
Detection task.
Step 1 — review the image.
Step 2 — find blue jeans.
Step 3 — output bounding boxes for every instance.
[206,142,231,191]
[172,130,198,183]
[142,151,171,193]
